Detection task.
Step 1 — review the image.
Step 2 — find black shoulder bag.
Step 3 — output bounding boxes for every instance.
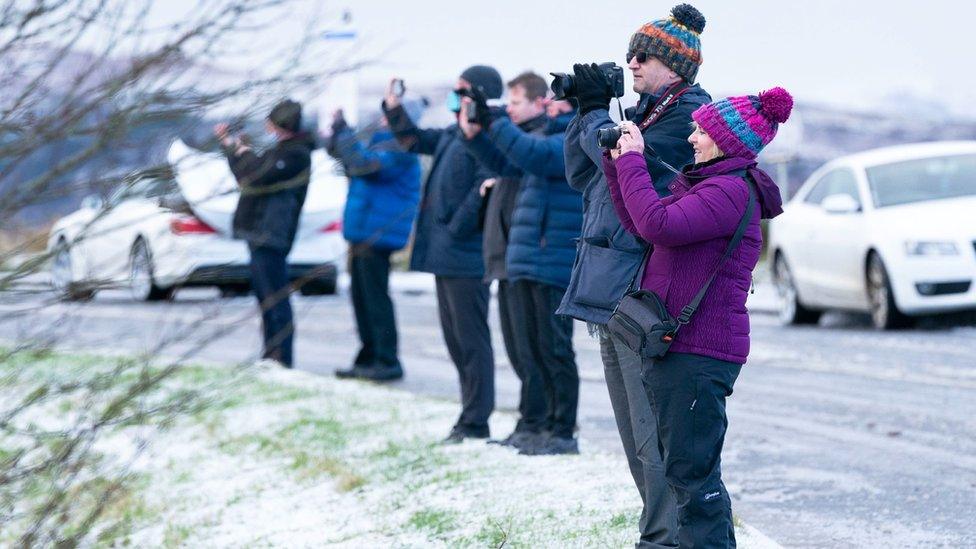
[606,179,756,360]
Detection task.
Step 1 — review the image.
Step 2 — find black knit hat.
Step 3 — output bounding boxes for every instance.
[268,99,302,132]
[460,65,503,99]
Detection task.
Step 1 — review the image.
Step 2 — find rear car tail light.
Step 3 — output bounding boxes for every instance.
[320,220,343,233]
[170,215,217,235]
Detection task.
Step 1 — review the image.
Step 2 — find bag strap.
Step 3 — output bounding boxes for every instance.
[626,244,652,293]
[638,82,691,130]
[676,175,757,326]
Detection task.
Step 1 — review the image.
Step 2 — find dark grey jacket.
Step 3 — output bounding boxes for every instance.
[479,176,519,282]
[226,134,314,252]
[556,85,711,323]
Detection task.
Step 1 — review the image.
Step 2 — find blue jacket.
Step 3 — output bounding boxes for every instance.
[557,84,712,323]
[326,127,420,251]
[464,112,582,289]
[382,102,490,278]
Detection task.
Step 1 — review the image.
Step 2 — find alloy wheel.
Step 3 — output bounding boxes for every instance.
[867,256,891,329]
[51,242,73,293]
[774,257,798,324]
[129,241,154,301]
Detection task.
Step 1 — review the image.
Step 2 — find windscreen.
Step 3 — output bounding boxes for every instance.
[866,153,976,208]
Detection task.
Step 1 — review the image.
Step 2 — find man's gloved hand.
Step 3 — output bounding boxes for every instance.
[466,86,495,128]
[573,63,611,115]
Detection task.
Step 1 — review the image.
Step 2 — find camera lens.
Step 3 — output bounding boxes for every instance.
[549,73,576,101]
[597,126,623,149]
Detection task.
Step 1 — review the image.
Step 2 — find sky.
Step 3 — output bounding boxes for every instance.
[153,0,975,118]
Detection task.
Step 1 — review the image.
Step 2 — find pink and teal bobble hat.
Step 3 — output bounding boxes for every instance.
[691,87,794,159]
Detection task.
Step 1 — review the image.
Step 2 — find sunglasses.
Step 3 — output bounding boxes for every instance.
[626,50,650,64]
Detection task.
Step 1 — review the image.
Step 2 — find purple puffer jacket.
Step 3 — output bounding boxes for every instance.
[602,152,782,364]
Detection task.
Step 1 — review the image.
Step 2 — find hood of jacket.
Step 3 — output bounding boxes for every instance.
[683,156,784,219]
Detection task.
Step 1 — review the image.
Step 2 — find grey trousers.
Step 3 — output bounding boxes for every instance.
[599,325,678,549]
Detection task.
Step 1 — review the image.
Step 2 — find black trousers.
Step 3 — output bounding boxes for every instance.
[513,280,578,439]
[497,279,547,433]
[248,244,294,367]
[435,276,494,435]
[349,245,398,368]
[642,352,742,549]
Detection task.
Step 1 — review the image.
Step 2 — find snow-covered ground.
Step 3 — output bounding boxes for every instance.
[4,266,974,546]
[2,350,780,547]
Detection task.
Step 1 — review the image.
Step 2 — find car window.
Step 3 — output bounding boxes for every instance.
[144,177,178,198]
[109,180,148,204]
[866,153,976,208]
[803,175,830,205]
[803,168,860,207]
[108,176,178,203]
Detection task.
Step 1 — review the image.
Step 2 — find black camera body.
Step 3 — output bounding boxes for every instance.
[465,98,486,124]
[457,87,489,124]
[597,126,624,149]
[550,62,625,101]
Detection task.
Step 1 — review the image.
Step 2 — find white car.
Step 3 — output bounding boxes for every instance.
[768,141,976,329]
[48,141,348,301]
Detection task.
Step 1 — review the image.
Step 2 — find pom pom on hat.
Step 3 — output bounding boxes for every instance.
[671,3,706,33]
[758,87,793,124]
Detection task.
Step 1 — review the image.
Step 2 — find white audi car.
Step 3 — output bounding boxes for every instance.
[768,141,976,329]
[47,140,348,301]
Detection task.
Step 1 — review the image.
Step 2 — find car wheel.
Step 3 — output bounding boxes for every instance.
[299,274,337,296]
[773,254,822,326]
[129,239,173,302]
[51,239,96,301]
[867,253,912,330]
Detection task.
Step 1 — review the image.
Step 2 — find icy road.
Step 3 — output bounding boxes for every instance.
[1,275,974,547]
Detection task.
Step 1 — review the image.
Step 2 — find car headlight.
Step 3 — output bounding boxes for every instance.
[903,240,959,256]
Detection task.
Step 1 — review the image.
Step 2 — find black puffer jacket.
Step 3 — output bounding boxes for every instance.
[225,134,314,252]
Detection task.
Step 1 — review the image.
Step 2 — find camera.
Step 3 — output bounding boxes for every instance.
[457,87,488,124]
[597,125,624,149]
[550,62,625,101]
[464,98,486,124]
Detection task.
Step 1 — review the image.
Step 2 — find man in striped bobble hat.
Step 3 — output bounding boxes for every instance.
[557,4,713,549]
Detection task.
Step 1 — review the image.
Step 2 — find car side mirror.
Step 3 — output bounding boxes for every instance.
[821,194,860,214]
[80,194,104,211]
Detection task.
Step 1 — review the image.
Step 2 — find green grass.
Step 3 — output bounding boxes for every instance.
[216,412,368,490]
[407,508,458,537]
[1,347,759,547]
[471,516,515,548]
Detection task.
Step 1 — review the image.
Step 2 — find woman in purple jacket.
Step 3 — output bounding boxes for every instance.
[602,87,792,548]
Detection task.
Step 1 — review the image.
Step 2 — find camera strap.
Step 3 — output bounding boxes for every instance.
[638,82,691,131]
